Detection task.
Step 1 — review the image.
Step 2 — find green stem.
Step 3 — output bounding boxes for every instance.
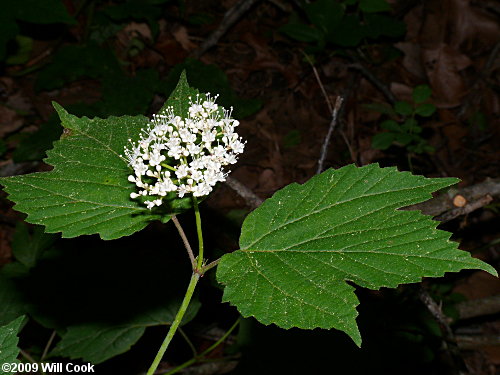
[146,272,200,375]
[163,318,241,375]
[193,198,204,272]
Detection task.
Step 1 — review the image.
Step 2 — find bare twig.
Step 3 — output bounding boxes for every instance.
[456,335,500,349]
[190,0,260,59]
[224,176,263,209]
[435,194,493,222]
[406,177,500,220]
[349,63,396,104]
[301,55,345,174]
[41,330,57,361]
[171,215,196,269]
[418,288,469,375]
[316,97,344,174]
[456,294,500,321]
[303,53,333,113]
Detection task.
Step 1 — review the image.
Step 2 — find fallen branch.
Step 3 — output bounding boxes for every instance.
[419,288,469,375]
[407,177,500,221]
[348,63,396,105]
[316,97,344,174]
[456,294,500,321]
[224,176,263,209]
[190,0,260,59]
[456,335,500,350]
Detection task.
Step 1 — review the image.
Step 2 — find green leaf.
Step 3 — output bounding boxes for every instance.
[393,132,414,146]
[279,23,324,43]
[371,132,396,149]
[52,299,200,364]
[412,85,432,104]
[304,0,344,34]
[327,15,366,47]
[364,14,406,38]
[12,223,57,269]
[362,102,396,116]
[159,70,199,118]
[1,103,162,240]
[415,103,436,117]
[0,274,27,326]
[5,35,33,65]
[0,316,25,373]
[380,120,401,132]
[217,164,496,346]
[359,0,391,13]
[394,101,413,116]
[401,118,420,133]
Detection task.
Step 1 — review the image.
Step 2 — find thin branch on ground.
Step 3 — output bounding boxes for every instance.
[456,294,500,321]
[302,55,344,174]
[456,334,500,349]
[435,194,493,222]
[406,177,500,221]
[171,215,196,269]
[418,288,469,375]
[349,63,396,104]
[190,0,260,59]
[316,97,344,174]
[41,330,57,361]
[303,53,333,113]
[225,176,263,209]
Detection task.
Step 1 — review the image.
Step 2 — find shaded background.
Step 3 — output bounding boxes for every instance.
[0,0,499,374]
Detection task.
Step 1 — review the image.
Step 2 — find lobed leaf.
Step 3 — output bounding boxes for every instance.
[1,72,205,239]
[0,316,25,373]
[1,104,160,240]
[52,299,201,364]
[217,164,496,346]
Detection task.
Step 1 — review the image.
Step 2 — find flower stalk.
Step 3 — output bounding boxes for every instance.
[146,272,200,375]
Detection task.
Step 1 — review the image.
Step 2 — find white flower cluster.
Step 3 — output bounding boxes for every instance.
[124,94,245,209]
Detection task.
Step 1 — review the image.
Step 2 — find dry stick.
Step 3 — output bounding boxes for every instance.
[406,177,500,219]
[190,0,260,59]
[435,194,493,222]
[171,215,196,270]
[225,176,263,209]
[316,97,344,175]
[418,289,469,375]
[349,63,396,105]
[303,53,334,113]
[456,294,500,321]
[456,335,500,350]
[41,330,57,361]
[302,55,345,174]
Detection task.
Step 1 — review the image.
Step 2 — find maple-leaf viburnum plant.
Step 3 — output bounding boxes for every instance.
[0,72,496,374]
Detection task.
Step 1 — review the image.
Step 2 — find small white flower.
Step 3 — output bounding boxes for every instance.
[123,93,245,209]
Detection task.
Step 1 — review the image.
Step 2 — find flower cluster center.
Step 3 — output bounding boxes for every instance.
[124,94,245,209]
